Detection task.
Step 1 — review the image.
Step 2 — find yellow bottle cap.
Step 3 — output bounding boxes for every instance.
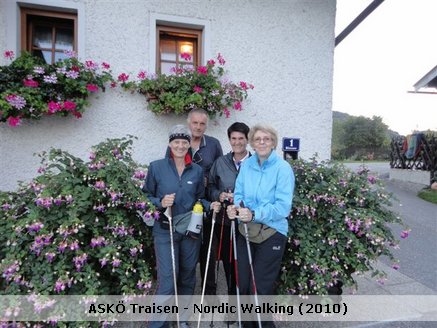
[193,202,203,213]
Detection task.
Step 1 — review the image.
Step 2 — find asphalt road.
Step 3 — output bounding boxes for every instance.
[343,162,437,291]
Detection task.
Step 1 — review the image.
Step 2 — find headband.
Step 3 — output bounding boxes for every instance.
[169,133,191,143]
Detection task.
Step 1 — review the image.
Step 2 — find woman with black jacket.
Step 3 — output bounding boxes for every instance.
[207,122,250,314]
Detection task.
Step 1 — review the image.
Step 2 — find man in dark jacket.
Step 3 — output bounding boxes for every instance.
[187,109,223,295]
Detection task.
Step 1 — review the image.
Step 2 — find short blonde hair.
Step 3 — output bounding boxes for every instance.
[248,124,278,149]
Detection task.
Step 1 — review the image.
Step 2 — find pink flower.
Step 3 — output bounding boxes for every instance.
[233,101,242,110]
[63,101,76,111]
[367,175,377,184]
[86,84,99,92]
[133,170,146,179]
[101,62,110,69]
[207,59,215,66]
[223,107,230,118]
[392,263,400,270]
[239,81,248,90]
[180,52,192,61]
[23,79,39,88]
[112,259,121,267]
[193,86,203,93]
[94,181,106,190]
[137,71,147,80]
[4,50,14,60]
[7,116,21,127]
[400,229,410,239]
[197,66,208,75]
[85,60,98,70]
[118,73,129,82]
[217,53,225,65]
[48,101,62,114]
[110,81,117,88]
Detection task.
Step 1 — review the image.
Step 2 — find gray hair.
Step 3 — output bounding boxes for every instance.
[187,108,209,125]
[248,124,279,149]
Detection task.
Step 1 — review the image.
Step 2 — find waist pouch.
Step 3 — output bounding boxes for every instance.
[159,211,192,234]
[238,222,276,244]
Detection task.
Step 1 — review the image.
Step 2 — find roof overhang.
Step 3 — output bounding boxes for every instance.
[411,65,437,94]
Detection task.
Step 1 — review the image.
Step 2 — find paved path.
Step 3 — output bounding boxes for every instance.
[128,163,437,327]
[195,164,437,327]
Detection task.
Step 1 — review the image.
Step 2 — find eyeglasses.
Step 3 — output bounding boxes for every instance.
[254,137,272,144]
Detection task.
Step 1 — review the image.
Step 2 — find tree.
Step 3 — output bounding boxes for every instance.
[332,112,391,160]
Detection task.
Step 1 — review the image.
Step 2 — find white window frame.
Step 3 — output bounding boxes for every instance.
[5,0,85,59]
[149,13,211,74]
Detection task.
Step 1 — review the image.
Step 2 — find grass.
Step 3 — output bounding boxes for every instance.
[418,188,437,204]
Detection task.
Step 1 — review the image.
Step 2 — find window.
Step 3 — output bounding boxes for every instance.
[157,25,202,74]
[20,7,77,64]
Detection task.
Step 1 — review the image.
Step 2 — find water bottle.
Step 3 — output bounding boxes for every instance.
[186,201,203,239]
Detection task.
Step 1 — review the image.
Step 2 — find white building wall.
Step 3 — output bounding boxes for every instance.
[0,0,336,191]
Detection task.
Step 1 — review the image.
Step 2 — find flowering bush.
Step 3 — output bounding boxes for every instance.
[120,53,253,119]
[279,158,409,295]
[0,50,115,127]
[0,137,156,297]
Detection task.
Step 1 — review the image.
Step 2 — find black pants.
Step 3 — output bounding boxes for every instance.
[237,230,287,327]
[199,215,237,295]
[199,220,218,294]
[237,231,286,295]
[211,222,237,295]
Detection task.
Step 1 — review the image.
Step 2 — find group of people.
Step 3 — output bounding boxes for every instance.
[142,108,295,328]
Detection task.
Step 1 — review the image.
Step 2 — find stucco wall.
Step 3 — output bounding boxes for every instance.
[0,0,336,191]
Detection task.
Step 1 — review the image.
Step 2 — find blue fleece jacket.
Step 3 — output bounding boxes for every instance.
[234,151,295,236]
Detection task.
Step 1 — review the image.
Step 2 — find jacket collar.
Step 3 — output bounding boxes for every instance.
[251,150,277,169]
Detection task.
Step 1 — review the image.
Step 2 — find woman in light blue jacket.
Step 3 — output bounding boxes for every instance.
[227,124,294,327]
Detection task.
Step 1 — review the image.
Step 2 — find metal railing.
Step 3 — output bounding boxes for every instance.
[390,133,437,185]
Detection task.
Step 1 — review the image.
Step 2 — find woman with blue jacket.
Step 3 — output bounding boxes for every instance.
[143,125,220,328]
[227,124,295,327]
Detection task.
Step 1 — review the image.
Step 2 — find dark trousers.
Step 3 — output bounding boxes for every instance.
[216,223,237,295]
[199,220,218,294]
[237,230,287,328]
[150,225,201,328]
[199,213,237,296]
[237,230,286,295]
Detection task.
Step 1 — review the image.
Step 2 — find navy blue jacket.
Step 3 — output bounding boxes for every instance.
[143,158,208,217]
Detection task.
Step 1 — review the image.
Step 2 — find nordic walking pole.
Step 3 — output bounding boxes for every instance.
[197,210,217,328]
[209,209,226,327]
[167,207,180,328]
[231,220,242,328]
[239,201,262,328]
[227,219,233,328]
